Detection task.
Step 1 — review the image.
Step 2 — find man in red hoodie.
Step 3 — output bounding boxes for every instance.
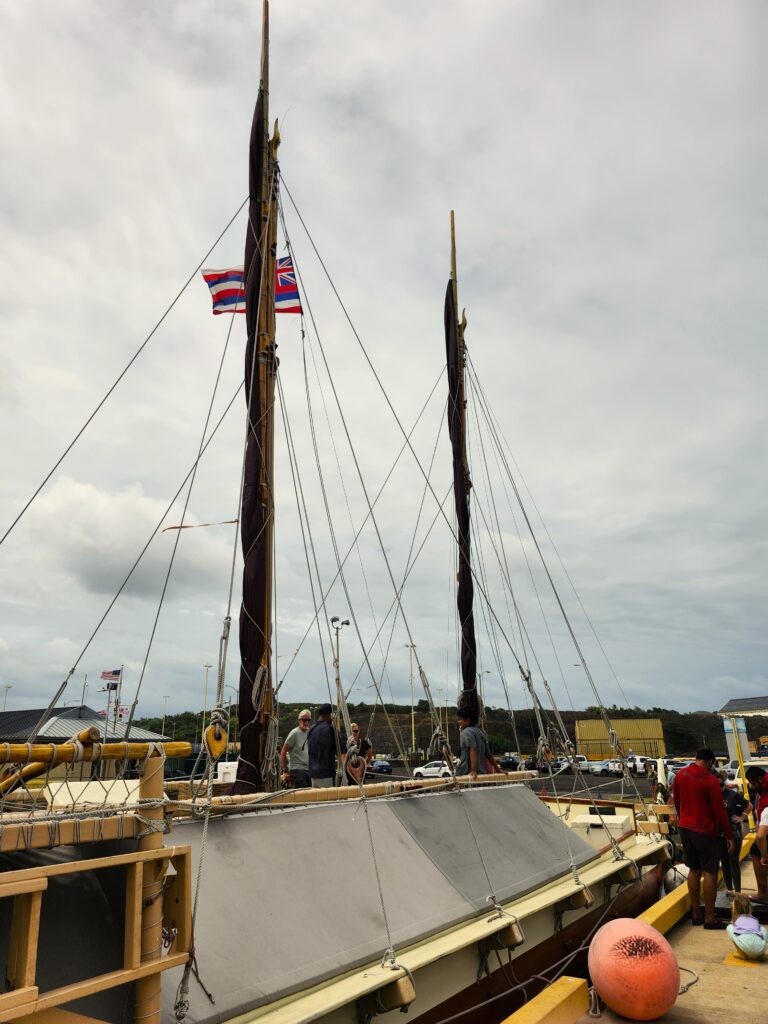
[672,748,733,929]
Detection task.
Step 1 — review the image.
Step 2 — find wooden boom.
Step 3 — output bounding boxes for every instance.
[0,741,192,765]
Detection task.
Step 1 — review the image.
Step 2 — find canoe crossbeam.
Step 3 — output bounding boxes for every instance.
[0,845,191,1024]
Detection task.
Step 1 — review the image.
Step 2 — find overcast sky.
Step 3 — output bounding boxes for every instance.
[0,1,766,725]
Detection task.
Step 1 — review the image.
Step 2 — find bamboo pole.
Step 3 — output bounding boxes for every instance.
[133,752,166,1024]
[170,770,538,815]
[0,728,101,794]
[0,742,192,766]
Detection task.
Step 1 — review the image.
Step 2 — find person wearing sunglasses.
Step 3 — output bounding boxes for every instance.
[279,710,312,788]
[344,723,372,785]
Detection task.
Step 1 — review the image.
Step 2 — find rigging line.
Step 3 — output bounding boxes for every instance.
[301,296,403,732]
[278,197,410,745]
[462,396,524,705]
[467,368,576,710]
[125,303,240,740]
[223,165,278,626]
[342,398,450,764]
[276,206,444,671]
[339,483,454,708]
[274,364,335,707]
[465,365,589,718]
[273,364,445,692]
[26,382,244,743]
[463,379,526,669]
[466,449,546,681]
[281,176,527,687]
[469,519,511,716]
[466,352,638,712]
[295,288,410,767]
[465,357,614,721]
[464,375,545,681]
[0,197,248,552]
[222,166,281,769]
[342,393,447,697]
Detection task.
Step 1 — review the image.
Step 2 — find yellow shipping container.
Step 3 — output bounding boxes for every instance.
[575,718,666,760]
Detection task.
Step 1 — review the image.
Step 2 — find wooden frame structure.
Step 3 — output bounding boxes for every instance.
[0,741,192,1024]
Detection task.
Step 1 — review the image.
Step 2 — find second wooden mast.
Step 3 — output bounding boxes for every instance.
[445,212,478,717]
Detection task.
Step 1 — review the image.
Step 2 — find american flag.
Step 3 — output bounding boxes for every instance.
[201,258,302,316]
[100,668,121,681]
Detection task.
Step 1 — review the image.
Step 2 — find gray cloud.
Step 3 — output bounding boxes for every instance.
[0,1,766,723]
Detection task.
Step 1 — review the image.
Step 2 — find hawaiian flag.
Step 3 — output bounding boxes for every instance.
[202,268,246,315]
[275,256,303,314]
[100,668,122,682]
[202,259,302,315]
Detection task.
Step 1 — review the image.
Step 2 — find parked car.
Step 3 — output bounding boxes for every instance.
[550,754,589,775]
[588,760,611,776]
[412,760,453,779]
[725,757,768,783]
[368,759,392,775]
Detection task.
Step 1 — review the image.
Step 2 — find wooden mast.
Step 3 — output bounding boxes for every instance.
[256,0,279,780]
[446,212,477,715]
[450,211,471,496]
[233,0,280,793]
[251,0,280,784]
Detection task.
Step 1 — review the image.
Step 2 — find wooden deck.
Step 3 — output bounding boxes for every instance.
[576,861,766,1023]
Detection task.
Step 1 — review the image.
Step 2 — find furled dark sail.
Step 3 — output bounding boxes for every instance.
[233,87,273,793]
[444,281,478,713]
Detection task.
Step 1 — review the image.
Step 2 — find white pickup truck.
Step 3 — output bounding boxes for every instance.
[605,756,649,776]
[550,754,589,774]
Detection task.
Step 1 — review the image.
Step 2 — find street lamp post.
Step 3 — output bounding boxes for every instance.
[202,663,213,734]
[161,695,170,738]
[2,684,12,711]
[436,688,444,738]
[405,643,416,754]
[225,684,239,758]
[331,617,350,784]
[478,670,491,731]
[331,616,350,707]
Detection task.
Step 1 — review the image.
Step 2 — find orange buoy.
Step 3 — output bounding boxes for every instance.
[588,918,679,1021]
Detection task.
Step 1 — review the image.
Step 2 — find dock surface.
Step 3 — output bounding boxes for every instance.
[577,861,766,1023]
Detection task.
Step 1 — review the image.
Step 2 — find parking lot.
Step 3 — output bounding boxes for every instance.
[382,765,655,799]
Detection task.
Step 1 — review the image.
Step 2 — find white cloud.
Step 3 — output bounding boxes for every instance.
[0,1,766,721]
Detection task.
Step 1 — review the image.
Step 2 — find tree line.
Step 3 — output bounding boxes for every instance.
[136,702,768,757]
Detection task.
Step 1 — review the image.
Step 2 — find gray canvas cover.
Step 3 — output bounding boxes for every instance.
[162,784,596,1024]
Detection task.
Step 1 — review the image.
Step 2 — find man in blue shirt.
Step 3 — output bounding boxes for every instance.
[307,703,340,788]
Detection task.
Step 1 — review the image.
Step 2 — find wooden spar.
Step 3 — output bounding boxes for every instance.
[449,210,470,494]
[0,741,192,765]
[0,727,100,793]
[256,112,280,777]
[169,770,539,815]
[447,211,477,711]
[133,752,165,1024]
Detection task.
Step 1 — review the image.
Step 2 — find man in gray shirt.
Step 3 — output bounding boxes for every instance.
[280,709,312,788]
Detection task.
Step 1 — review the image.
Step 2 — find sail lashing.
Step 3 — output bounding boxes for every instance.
[444,219,478,717]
